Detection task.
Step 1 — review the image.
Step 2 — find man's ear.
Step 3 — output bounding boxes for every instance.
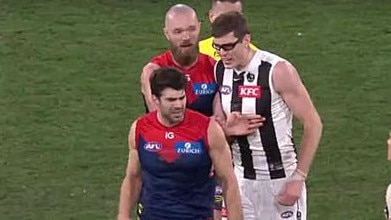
[243,34,251,48]
[208,11,215,23]
[163,27,170,41]
[152,94,159,104]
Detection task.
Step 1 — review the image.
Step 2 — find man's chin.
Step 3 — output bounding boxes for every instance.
[223,62,234,69]
[180,46,196,54]
[169,117,183,125]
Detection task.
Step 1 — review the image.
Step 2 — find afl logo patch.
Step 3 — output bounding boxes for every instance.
[143,142,162,152]
[220,85,232,95]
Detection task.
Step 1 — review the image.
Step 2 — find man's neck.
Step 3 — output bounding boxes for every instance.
[156,111,180,127]
[171,52,198,69]
[234,48,256,72]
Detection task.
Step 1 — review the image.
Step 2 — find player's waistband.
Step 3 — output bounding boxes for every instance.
[233,163,297,180]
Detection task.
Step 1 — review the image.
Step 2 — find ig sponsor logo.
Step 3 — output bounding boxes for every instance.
[165,132,174,139]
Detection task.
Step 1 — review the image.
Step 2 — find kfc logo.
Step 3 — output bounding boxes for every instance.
[238,85,261,98]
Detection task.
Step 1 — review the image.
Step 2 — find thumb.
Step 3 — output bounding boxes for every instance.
[231,111,241,116]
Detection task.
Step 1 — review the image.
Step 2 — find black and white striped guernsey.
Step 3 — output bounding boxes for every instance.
[215,50,297,180]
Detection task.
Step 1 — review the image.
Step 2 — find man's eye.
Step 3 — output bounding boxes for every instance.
[174,30,182,34]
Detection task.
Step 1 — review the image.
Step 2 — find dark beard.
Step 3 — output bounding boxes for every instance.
[171,44,199,67]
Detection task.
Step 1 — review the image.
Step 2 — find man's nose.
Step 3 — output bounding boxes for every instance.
[217,48,228,56]
[181,31,190,40]
[173,100,183,108]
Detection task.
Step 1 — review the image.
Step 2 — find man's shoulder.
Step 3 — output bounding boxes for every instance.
[137,111,157,125]
[196,52,216,68]
[150,50,172,65]
[254,49,286,65]
[185,109,210,124]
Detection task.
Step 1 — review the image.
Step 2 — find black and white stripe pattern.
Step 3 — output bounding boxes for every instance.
[215,50,296,180]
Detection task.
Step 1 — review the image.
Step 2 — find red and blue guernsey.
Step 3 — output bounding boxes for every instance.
[135,109,215,220]
[150,51,217,116]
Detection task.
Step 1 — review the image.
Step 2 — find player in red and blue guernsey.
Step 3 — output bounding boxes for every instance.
[140,4,217,117]
[137,5,221,218]
[117,68,243,220]
[118,4,264,220]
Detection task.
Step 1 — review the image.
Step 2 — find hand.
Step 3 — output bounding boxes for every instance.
[224,112,265,136]
[276,179,304,206]
[211,115,225,127]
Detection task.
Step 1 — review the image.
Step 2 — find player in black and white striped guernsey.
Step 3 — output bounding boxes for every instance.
[211,12,323,219]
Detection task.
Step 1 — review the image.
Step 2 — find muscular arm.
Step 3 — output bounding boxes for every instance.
[208,119,243,220]
[273,61,323,176]
[212,93,226,125]
[117,121,142,220]
[140,63,160,112]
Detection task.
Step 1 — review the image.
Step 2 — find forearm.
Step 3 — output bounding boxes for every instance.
[210,118,235,143]
[145,100,157,112]
[142,91,157,112]
[221,123,233,137]
[296,119,323,175]
[218,124,236,145]
[220,178,243,220]
[118,176,142,219]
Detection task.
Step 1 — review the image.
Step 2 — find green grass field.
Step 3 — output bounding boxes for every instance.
[1,0,391,219]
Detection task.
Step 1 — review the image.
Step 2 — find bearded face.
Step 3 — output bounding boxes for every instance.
[170,38,199,67]
[164,11,201,67]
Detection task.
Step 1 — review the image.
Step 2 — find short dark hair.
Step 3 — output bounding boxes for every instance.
[211,11,249,39]
[150,67,187,98]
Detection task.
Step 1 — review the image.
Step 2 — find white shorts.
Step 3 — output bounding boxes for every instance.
[234,167,307,220]
[385,183,391,219]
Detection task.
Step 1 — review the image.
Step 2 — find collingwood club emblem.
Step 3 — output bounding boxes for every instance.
[246,72,255,82]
